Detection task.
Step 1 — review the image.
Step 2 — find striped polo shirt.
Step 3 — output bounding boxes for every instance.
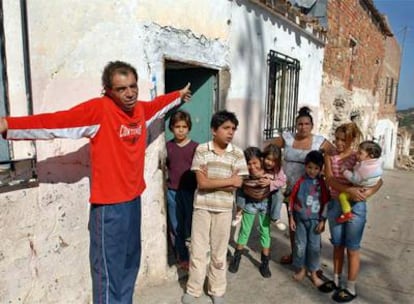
[191,141,249,212]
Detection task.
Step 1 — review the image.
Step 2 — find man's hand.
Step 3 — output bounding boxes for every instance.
[179,83,192,102]
[0,117,8,134]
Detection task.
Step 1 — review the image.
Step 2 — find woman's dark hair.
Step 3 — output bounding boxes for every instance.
[304,150,324,169]
[359,141,382,158]
[168,110,192,131]
[210,110,239,130]
[296,106,313,125]
[262,144,282,173]
[244,146,263,163]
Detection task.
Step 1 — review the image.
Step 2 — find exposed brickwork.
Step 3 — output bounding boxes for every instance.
[323,0,386,91]
[318,0,402,142]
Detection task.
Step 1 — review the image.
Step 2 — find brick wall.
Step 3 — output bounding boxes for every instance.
[318,0,394,139]
[324,0,386,91]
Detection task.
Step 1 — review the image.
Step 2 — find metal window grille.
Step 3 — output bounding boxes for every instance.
[264,50,300,140]
[385,77,397,104]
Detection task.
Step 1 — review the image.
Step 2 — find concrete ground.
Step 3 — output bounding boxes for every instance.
[135,169,414,304]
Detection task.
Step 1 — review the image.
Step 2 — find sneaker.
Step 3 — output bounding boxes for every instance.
[231,214,242,227]
[181,293,197,304]
[185,237,191,248]
[272,219,287,231]
[211,295,225,304]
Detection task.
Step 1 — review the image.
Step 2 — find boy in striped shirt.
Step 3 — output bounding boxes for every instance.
[182,110,248,304]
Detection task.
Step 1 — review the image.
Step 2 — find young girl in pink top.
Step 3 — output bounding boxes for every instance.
[325,122,382,303]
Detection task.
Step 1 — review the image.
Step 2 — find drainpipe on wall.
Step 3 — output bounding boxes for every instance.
[20,0,37,178]
[20,0,33,115]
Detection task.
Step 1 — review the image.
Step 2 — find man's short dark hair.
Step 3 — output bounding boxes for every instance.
[305,150,324,169]
[210,110,239,130]
[102,61,138,90]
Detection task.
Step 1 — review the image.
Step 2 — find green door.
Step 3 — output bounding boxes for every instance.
[165,67,216,144]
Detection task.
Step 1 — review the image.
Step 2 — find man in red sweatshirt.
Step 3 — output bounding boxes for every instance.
[0,61,191,304]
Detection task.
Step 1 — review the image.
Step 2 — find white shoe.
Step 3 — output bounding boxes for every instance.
[231,214,242,227]
[185,237,191,248]
[273,220,287,231]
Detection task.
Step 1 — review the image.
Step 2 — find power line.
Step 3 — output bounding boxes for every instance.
[399,26,408,57]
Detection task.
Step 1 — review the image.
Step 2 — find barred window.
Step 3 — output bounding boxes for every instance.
[264,50,300,140]
[384,77,398,105]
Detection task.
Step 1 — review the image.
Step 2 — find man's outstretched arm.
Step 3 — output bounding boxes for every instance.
[0,100,102,140]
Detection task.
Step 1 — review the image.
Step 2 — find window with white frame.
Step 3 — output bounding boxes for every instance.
[264,50,300,140]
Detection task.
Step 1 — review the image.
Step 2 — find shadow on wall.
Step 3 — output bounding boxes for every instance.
[35,106,189,185]
[35,114,176,185]
[37,144,90,184]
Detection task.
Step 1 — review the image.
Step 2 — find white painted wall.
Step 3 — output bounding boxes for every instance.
[0,0,325,302]
[375,119,398,169]
[226,1,325,147]
[0,0,230,302]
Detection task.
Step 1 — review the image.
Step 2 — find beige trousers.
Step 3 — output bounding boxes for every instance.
[186,208,232,297]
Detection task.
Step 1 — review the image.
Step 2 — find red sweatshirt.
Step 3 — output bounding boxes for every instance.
[5,91,181,204]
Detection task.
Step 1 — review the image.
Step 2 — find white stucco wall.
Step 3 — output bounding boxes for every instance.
[375,119,398,169]
[0,0,230,302]
[0,0,325,302]
[226,1,325,147]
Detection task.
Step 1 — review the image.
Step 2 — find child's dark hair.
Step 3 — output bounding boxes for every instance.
[168,110,192,131]
[262,144,282,173]
[244,147,263,163]
[210,110,239,130]
[359,141,382,158]
[305,150,324,169]
[296,106,313,126]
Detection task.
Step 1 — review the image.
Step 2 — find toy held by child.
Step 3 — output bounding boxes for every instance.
[229,147,274,278]
[337,141,383,223]
[289,150,334,292]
